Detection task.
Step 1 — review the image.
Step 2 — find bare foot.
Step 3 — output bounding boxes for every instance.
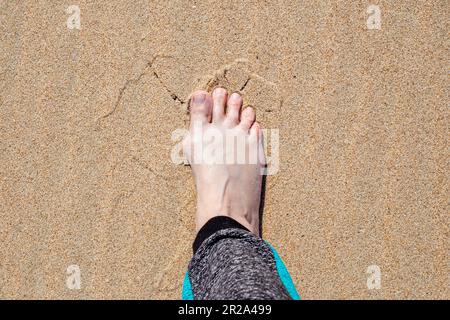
[183,88,265,236]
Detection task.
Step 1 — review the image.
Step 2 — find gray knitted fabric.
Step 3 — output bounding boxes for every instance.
[188,228,292,300]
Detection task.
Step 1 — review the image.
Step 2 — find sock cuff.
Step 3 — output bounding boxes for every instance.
[193,216,250,253]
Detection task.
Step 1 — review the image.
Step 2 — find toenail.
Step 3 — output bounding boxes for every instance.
[230,92,241,100]
[193,93,206,104]
[213,87,226,96]
[244,107,254,114]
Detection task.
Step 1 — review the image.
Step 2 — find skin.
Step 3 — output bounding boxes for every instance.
[183,88,265,236]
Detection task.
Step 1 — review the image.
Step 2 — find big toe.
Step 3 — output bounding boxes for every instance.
[189,90,212,127]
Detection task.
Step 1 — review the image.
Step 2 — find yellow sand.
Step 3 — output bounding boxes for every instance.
[0,1,448,299]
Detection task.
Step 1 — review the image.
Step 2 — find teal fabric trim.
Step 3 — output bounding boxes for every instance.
[267,242,301,300]
[181,272,194,300]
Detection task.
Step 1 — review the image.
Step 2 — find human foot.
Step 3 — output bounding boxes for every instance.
[183,88,265,236]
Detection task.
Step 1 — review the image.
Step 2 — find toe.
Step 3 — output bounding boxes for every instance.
[212,87,227,122]
[239,107,255,131]
[250,121,266,165]
[189,90,212,127]
[225,92,243,126]
[249,121,262,141]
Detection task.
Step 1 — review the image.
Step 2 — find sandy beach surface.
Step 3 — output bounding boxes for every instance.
[0,1,448,299]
